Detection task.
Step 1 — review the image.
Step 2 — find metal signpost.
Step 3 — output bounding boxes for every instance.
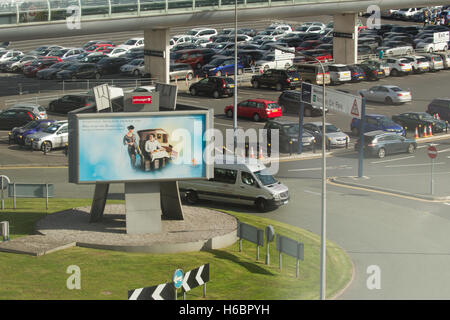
[428,145,438,195]
[173,268,184,300]
[237,221,264,260]
[0,175,10,210]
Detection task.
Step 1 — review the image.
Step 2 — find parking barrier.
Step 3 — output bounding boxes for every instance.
[312,140,316,153]
[327,138,331,151]
[418,124,422,137]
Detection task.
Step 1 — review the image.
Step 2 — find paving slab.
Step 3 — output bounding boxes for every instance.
[0,235,75,256]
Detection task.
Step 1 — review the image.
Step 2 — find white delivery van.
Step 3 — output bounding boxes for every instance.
[178,155,289,212]
[256,49,295,72]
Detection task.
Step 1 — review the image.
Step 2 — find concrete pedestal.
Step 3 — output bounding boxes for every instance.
[144,28,170,83]
[333,13,358,65]
[124,182,162,234]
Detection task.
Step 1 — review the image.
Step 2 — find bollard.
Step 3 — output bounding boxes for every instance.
[345,136,348,149]
[0,221,9,242]
[289,140,293,156]
[312,139,316,153]
[446,121,448,134]
[8,132,12,145]
[327,138,331,151]
[42,141,47,155]
[245,144,249,158]
[30,138,33,152]
[404,126,407,138]
[175,75,177,84]
[222,146,226,155]
[267,143,271,158]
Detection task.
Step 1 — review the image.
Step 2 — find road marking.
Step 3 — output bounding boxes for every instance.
[436,148,450,153]
[371,155,415,164]
[289,165,352,172]
[304,189,321,196]
[384,162,445,168]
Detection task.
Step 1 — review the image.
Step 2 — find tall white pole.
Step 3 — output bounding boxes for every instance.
[233,0,238,152]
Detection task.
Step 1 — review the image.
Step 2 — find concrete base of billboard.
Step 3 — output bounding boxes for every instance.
[35,204,238,254]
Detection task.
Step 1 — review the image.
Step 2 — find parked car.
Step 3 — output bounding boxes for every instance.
[294,63,331,85]
[6,103,47,119]
[201,57,244,76]
[189,76,234,98]
[328,64,352,85]
[96,57,128,75]
[427,98,450,122]
[278,90,325,117]
[392,112,447,133]
[384,57,413,76]
[26,121,69,152]
[23,58,59,77]
[36,62,74,79]
[10,119,57,145]
[56,63,100,80]
[169,63,194,81]
[359,59,390,76]
[376,41,414,56]
[358,85,412,104]
[354,130,416,158]
[170,35,195,49]
[85,43,115,53]
[48,94,96,114]
[264,119,316,153]
[178,155,289,212]
[251,68,302,91]
[402,55,430,73]
[346,65,366,82]
[415,38,448,53]
[119,58,145,76]
[224,99,282,122]
[174,48,216,69]
[420,53,445,71]
[303,122,350,148]
[434,51,450,69]
[0,50,23,63]
[0,108,37,130]
[351,114,405,136]
[106,47,129,58]
[356,63,385,81]
[77,52,106,64]
[186,28,218,40]
[4,55,36,72]
[120,38,144,50]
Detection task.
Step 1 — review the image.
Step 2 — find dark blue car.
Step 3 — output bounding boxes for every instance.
[347,65,366,82]
[10,119,57,145]
[201,57,244,76]
[350,114,405,136]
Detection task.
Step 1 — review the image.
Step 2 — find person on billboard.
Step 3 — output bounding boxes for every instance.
[123,125,138,169]
[145,133,162,161]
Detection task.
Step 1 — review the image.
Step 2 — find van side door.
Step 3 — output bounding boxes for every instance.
[201,167,238,203]
[238,171,262,205]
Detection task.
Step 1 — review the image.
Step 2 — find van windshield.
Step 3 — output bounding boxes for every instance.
[254,169,277,186]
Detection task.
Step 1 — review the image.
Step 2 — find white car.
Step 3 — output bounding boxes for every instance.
[169,35,195,49]
[358,85,412,104]
[255,49,295,72]
[186,28,217,40]
[107,46,129,57]
[416,38,448,53]
[120,58,145,76]
[421,53,445,71]
[402,56,430,73]
[0,50,23,62]
[26,121,69,152]
[377,41,414,56]
[301,21,326,29]
[294,25,325,33]
[394,7,421,19]
[328,64,351,85]
[266,23,293,33]
[121,37,144,50]
[385,57,413,76]
[193,38,211,48]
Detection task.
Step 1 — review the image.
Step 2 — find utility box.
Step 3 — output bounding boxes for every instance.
[0,221,9,241]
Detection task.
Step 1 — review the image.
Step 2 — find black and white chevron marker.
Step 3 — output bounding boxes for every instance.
[181,263,210,292]
[128,282,175,300]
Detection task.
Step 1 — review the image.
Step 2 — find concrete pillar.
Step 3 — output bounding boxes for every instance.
[332,13,358,65]
[144,28,170,83]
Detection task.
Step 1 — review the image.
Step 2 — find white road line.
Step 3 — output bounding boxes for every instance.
[417,143,439,149]
[304,190,321,196]
[371,155,415,164]
[437,148,450,153]
[385,162,446,168]
[289,165,352,172]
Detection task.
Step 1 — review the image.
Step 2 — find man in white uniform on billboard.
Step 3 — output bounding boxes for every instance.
[145,133,162,162]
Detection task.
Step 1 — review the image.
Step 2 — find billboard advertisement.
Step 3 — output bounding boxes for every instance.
[68,111,212,184]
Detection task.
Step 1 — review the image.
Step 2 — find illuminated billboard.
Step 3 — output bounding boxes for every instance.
[68,111,212,184]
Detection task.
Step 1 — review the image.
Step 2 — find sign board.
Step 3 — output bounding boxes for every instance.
[155,83,178,111]
[93,84,111,112]
[68,110,213,184]
[181,264,210,293]
[276,234,304,260]
[237,222,264,247]
[173,269,184,289]
[0,175,10,191]
[128,282,175,300]
[305,84,362,119]
[428,145,438,159]
[132,96,152,104]
[333,32,354,39]
[8,183,54,198]
[434,31,449,44]
[144,50,165,58]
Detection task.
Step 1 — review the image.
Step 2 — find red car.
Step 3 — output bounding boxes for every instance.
[23,58,60,77]
[224,99,282,122]
[85,43,115,53]
[295,49,333,63]
[295,40,321,51]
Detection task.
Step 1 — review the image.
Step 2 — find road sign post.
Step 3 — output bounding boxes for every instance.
[427,145,438,195]
[298,101,305,155]
[358,98,366,178]
[173,268,184,300]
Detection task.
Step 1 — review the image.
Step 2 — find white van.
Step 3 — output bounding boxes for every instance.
[178,156,289,212]
[256,49,295,72]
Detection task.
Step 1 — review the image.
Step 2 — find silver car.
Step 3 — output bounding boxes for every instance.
[377,41,413,56]
[26,121,68,152]
[170,63,194,81]
[7,103,47,119]
[120,58,145,76]
[358,85,412,104]
[303,122,350,148]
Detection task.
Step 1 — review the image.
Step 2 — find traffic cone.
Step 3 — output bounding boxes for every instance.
[423,125,428,137]
[437,113,441,120]
[249,146,255,159]
[429,125,433,136]
[414,127,419,139]
[433,114,437,119]
[258,146,264,160]
[175,75,178,84]
[192,158,197,167]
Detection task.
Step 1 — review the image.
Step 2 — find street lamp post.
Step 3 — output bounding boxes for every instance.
[233,0,238,152]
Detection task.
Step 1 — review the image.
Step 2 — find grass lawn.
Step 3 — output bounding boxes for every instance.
[0,198,353,300]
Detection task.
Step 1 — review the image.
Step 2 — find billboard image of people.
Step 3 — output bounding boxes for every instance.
[69,111,210,183]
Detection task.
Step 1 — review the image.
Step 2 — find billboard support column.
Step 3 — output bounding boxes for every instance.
[89,183,109,222]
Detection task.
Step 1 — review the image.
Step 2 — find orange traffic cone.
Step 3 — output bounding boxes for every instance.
[249,146,255,159]
[437,113,441,120]
[423,125,428,137]
[429,125,433,136]
[192,158,197,167]
[258,146,264,160]
[414,127,419,139]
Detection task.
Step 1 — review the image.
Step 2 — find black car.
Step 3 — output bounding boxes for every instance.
[48,94,96,114]
[0,108,37,130]
[36,62,73,80]
[347,65,366,82]
[427,98,450,122]
[189,76,235,98]
[356,63,385,81]
[56,63,100,80]
[251,69,302,91]
[278,90,324,117]
[354,130,416,158]
[392,112,447,133]
[96,57,128,75]
[264,119,316,153]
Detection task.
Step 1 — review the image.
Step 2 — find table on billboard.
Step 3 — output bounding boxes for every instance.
[68,111,212,184]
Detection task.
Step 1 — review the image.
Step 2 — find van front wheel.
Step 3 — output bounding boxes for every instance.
[256,198,269,212]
